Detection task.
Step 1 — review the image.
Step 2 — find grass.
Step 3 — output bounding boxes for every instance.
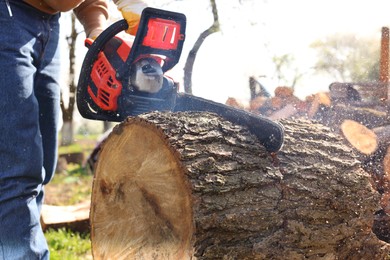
[47,133,98,205]
[44,136,98,259]
[45,164,93,206]
[45,228,92,260]
[58,134,99,155]
[44,164,93,259]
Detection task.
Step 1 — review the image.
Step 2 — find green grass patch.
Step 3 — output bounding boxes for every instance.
[46,165,93,206]
[58,136,97,155]
[58,143,85,154]
[53,135,98,205]
[43,135,98,259]
[45,228,92,260]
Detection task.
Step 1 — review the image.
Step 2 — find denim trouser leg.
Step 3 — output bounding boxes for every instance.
[0,1,61,259]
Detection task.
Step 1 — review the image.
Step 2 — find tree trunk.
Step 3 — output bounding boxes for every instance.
[60,13,78,146]
[103,121,112,133]
[183,0,219,94]
[90,112,389,259]
[61,120,74,146]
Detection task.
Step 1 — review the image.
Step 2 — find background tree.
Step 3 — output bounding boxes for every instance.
[60,12,79,146]
[311,33,380,82]
[271,53,304,89]
[183,0,220,94]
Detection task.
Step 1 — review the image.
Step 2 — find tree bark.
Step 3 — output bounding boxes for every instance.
[60,121,74,146]
[90,112,389,259]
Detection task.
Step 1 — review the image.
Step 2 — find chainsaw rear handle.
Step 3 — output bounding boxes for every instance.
[174,93,284,152]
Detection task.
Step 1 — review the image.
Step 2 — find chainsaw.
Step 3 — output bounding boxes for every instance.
[77,7,284,152]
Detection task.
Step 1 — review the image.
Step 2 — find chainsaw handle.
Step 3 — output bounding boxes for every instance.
[87,20,128,52]
[76,19,128,120]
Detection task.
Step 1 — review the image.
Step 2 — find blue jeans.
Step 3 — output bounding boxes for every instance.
[0,0,61,259]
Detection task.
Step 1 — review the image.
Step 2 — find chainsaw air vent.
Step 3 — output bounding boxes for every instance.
[96,60,108,76]
[88,53,123,111]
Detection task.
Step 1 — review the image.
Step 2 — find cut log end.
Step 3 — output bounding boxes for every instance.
[341,119,378,154]
[90,119,193,259]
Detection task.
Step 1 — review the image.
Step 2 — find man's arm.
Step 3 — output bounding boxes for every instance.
[73,0,109,39]
[74,0,147,39]
[43,0,86,12]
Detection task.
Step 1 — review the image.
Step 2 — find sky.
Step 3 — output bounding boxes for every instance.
[152,0,390,104]
[61,0,390,106]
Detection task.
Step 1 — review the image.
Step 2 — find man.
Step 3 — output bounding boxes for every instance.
[0,0,146,258]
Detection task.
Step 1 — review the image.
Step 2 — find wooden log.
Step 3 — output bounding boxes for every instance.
[329,82,388,105]
[90,112,389,259]
[340,119,378,155]
[329,82,361,103]
[340,120,389,188]
[373,210,390,243]
[274,86,294,98]
[252,95,303,118]
[41,201,90,233]
[341,120,390,240]
[362,145,390,243]
[225,97,246,110]
[380,146,390,215]
[341,120,390,155]
[249,96,268,113]
[373,125,390,145]
[268,104,298,120]
[59,152,85,165]
[306,92,331,119]
[321,103,390,129]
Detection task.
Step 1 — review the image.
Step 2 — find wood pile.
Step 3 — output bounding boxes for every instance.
[226,81,390,244]
[228,86,331,121]
[228,82,389,125]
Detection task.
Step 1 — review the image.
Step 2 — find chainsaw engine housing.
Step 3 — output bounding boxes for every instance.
[77,8,186,122]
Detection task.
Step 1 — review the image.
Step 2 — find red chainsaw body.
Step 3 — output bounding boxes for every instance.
[86,36,133,111]
[77,8,186,120]
[89,44,123,111]
[85,15,185,113]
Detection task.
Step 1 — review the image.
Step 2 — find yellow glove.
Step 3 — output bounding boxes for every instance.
[115,0,147,35]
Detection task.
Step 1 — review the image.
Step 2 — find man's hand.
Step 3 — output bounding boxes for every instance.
[115,0,147,35]
[88,28,104,40]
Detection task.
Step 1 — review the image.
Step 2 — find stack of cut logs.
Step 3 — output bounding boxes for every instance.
[227,81,390,243]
